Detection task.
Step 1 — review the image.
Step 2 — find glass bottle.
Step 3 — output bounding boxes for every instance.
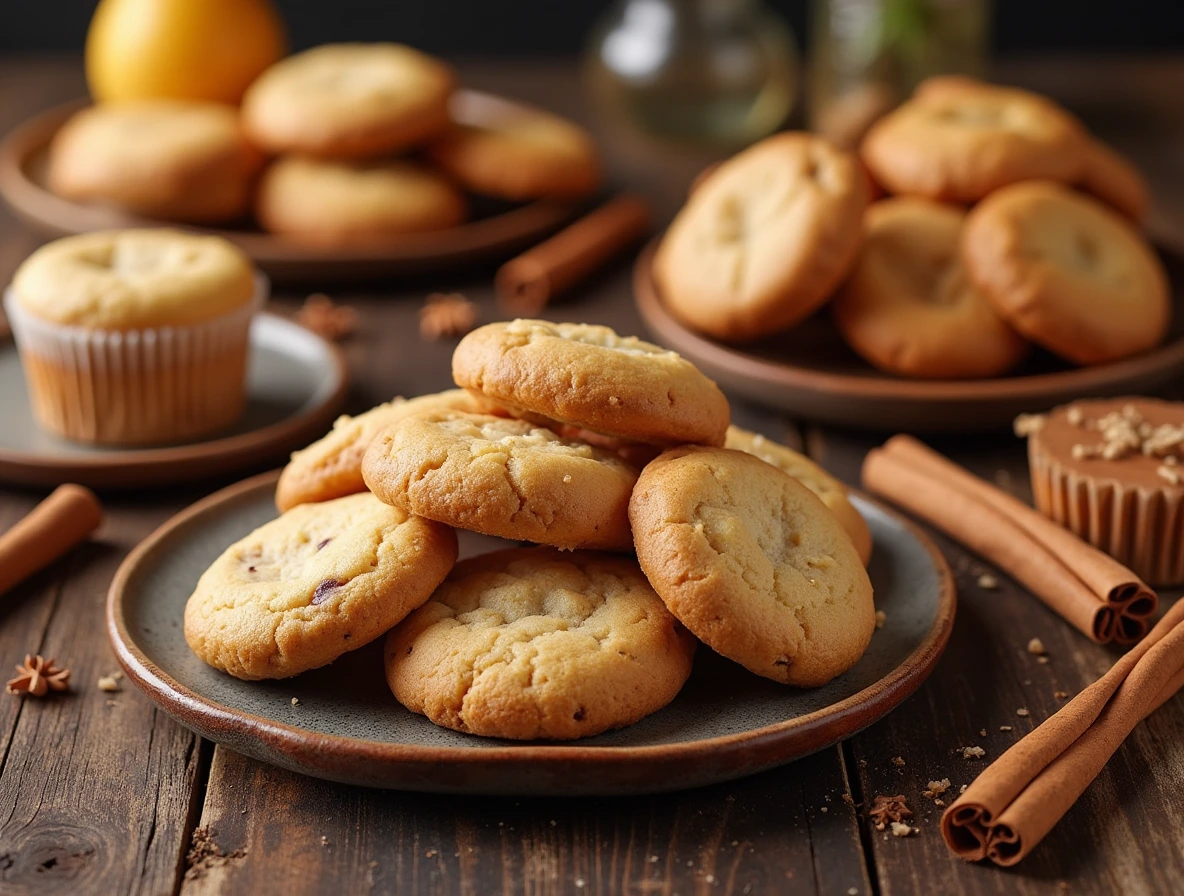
[585,0,799,148]
[809,0,988,148]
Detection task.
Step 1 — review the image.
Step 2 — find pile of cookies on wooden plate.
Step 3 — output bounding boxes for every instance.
[655,75,1170,379]
[184,320,875,741]
[48,43,600,245]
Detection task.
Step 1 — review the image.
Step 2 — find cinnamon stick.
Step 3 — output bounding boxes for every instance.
[496,194,652,316]
[0,485,103,597]
[942,595,1184,865]
[861,436,1156,644]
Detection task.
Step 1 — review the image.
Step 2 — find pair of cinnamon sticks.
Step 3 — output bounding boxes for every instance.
[862,435,1175,868]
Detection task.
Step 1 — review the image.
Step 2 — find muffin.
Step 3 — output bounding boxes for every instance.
[1020,398,1184,586]
[6,229,263,445]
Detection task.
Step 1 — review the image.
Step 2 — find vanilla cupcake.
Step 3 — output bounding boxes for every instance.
[5,230,264,445]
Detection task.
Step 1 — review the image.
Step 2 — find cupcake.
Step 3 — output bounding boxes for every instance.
[1019,398,1184,586]
[5,229,264,446]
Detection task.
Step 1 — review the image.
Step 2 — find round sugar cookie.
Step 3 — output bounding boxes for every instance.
[183,493,457,680]
[385,547,696,740]
[630,447,875,687]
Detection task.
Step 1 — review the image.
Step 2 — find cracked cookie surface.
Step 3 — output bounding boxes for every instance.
[276,389,493,512]
[962,180,1169,365]
[362,410,638,550]
[862,76,1090,202]
[385,547,696,739]
[653,131,868,341]
[630,447,875,687]
[184,492,457,680]
[725,426,873,566]
[452,319,729,446]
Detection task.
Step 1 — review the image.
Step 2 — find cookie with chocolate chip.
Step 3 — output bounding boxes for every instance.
[184,492,457,680]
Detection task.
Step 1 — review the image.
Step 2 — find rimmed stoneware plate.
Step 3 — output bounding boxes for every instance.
[634,238,1184,432]
[0,313,346,489]
[107,470,955,795]
[0,90,578,283]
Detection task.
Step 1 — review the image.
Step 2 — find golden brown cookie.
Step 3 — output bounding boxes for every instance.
[276,389,494,512]
[255,156,467,247]
[427,103,600,200]
[832,197,1029,379]
[630,447,875,687]
[184,493,457,680]
[962,181,1170,365]
[861,77,1090,202]
[47,101,261,223]
[1077,139,1149,223]
[242,43,454,158]
[724,426,872,566]
[385,547,696,739]
[362,411,639,550]
[653,132,869,341]
[452,320,730,447]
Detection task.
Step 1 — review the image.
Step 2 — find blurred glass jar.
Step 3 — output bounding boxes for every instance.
[810,0,988,149]
[585,0,799,147]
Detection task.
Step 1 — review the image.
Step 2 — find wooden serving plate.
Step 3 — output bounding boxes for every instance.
[0,313,346,488]
[634,238,1184,432]
[0,90,578,283]
[107,471,955,795]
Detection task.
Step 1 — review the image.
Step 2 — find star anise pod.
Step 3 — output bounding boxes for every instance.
[419,293,477,341]
[297,294,357,341]
[868,794,912,828]
[6,655,70,697]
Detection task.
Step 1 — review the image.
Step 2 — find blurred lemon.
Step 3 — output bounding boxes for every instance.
[86,0,287,104]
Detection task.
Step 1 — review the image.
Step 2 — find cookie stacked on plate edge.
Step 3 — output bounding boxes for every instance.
[654,75,1170,379]
[184,320,876,740]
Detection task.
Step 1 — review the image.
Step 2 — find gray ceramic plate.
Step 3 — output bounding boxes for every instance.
[0,313,347,488]
[108,471,955,795]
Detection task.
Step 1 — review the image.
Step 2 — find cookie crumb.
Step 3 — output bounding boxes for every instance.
[891,755,905,767]
[976,574,999,590]
[1013,413,1046,437]
[1027,637,1046,655]
[425,848,437,858]
[922,778,951,799]
[934,798,946,807]
[820,806,828,813]
[890,822,915,838]
[1055,690,1069,700]
[874,610,886,629]
[1066,406,1085,426]
[1016,708,1030,717]
[961,746,986,759]
[1000,725,1013,732]
[960,785,967,794]
[97,673,122,692]
[848,889,859,896]
[705,874,715,883]
[841,792,855,807]
[184,827,246,881]
[420,293,477,341]
[291,697,301,706]
[321,836,329,846]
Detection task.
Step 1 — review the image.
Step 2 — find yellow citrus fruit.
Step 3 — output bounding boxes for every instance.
[86,0,287,105]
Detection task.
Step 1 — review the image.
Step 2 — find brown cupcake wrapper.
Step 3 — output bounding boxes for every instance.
[1030,441,1184,587]
[4,276,266,446]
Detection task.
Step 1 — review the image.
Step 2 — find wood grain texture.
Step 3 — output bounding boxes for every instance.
[180,745,870,896]
[1,53,1184,896]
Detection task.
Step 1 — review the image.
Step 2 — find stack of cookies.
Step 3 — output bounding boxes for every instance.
[185,320,876,741]
[655,76,1170,379]
[47,42,600,246]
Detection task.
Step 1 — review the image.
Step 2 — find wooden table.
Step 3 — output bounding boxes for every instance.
[1,56,1183,896]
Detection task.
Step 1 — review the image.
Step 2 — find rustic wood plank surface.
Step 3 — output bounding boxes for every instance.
[0,54,1181,896]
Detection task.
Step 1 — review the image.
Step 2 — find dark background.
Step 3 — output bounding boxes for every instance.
[2,0,1184,56]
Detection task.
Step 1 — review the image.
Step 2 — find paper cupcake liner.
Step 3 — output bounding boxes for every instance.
[1030,442,1184,587]
[4,274,267,446]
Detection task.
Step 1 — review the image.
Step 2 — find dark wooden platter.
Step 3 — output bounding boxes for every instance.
[634,238,1184,432]
[107,471,956,795]
[0,90,578,283]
